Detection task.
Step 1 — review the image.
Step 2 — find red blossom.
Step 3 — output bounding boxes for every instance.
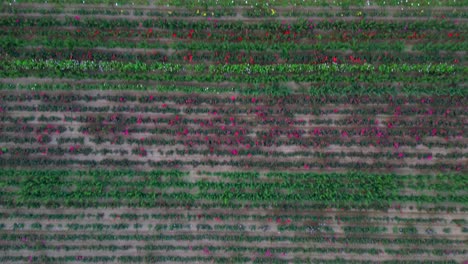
[202,247,210,255]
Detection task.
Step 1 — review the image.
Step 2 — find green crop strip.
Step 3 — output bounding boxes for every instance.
[9,0,466,7]
[1,17,465,31]
[0,82,464,96]
[1,169,466,209]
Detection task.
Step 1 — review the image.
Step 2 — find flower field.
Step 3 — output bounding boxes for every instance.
[0,0,466,263]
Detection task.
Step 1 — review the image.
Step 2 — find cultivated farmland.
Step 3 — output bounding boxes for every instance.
[0,0,467,263]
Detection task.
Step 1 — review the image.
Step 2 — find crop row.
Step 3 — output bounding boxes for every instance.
[0,241,466,256]
[0,169,466,209]
[4,6,468,18]
[1,91,465,105]
[2,64,462,85]
[1,232,465,246]
[2,211,462,225]
[6,47,463,66]
[3,24,464,43]
[1,16,464,30]
[10,0,467,7]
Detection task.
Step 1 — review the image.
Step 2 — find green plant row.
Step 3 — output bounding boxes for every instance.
[1,17,464,31]
[1,59,462,75]
[0,36,417,53]
[5,6,467,18]
[0,81,464,96]
[0,70,462,88]
[1,169,466,209]
[13,0,466,7]
[1,232,464,246]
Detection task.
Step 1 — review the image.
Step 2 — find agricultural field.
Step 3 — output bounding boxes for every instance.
[0,0,467,263]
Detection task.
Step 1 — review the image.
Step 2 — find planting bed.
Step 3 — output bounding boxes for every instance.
[0,0,466,263]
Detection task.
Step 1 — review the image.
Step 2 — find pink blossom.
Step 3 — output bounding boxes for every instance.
[251,98,256,103]
[123,129,129,136]
[304,164,310,170]
[427,155,433,160]
[230,96,236,101]
[69,146,75,152]
[74,15,80,21]
[161,103,167,108]
[231,149,238,155]
[398,152,404,158]
[265,249,272,257]
[333,108,338,113]
[393,142,399,149]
